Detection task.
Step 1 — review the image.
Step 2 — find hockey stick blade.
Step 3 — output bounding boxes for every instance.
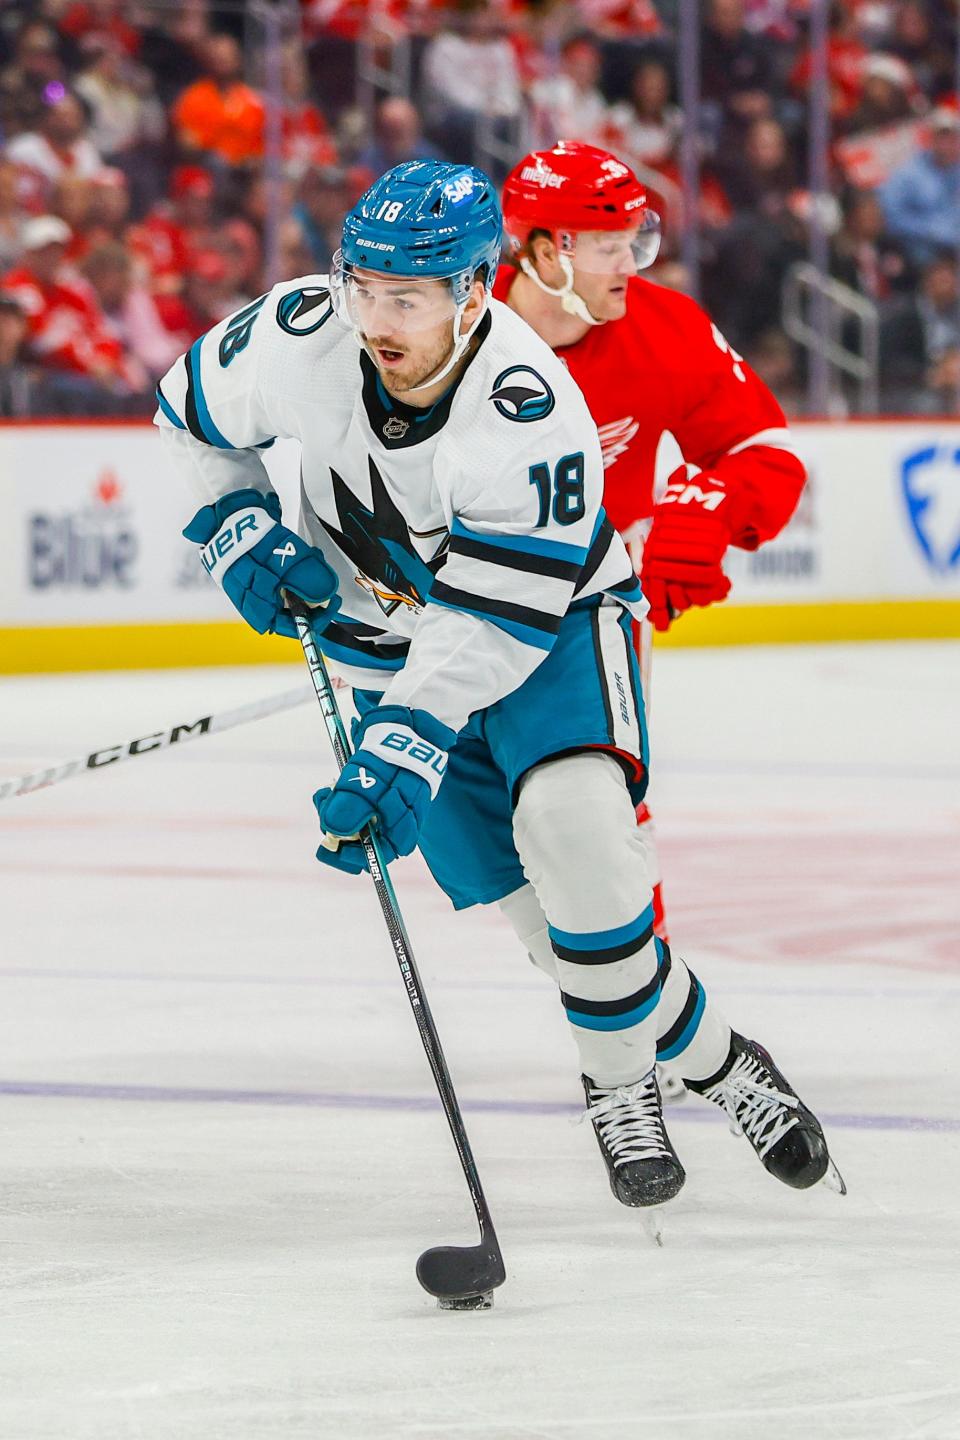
[416,1235,506,1303]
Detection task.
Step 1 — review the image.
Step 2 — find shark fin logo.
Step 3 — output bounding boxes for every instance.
[901,444,960,572]
[320,458,447,616]
[490,365,555,423]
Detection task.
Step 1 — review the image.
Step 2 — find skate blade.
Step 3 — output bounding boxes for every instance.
[822,1157,847,1195]
[437,1291,494,1311]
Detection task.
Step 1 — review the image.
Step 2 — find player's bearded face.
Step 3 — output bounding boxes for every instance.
[350,275,460,396]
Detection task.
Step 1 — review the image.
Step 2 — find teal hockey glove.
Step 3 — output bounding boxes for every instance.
[313,705,454,875]
[183,488,339,638]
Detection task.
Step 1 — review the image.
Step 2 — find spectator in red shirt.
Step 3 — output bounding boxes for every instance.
[59,0,142,60]
[154,249,236,346]
[127,164,216,294]
[0,213,136,412]
[789,4,867,124]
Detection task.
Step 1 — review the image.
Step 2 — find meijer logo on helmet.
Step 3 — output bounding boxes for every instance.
[520,166,566,189]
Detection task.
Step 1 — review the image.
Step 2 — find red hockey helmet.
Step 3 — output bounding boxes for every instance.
[501,142,660,325]
[502,142,659,262]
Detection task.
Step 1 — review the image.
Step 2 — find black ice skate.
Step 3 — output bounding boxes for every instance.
[687,1033,846,1193]
[582,1071,686,1207]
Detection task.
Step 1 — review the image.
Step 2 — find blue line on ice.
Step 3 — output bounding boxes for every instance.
[0,1077,957,1133]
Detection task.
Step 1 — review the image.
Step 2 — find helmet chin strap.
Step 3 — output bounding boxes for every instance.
[402,297,488,394]
[519,254,604,327]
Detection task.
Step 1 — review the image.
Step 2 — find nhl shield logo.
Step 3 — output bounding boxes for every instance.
[900,444,960,572]
[383,415,409,440]
[489,365,555,423]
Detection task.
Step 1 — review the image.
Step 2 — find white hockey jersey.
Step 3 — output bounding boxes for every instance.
[155,279,647,732]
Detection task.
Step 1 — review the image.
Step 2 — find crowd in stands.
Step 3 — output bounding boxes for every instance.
[0,0,957,418]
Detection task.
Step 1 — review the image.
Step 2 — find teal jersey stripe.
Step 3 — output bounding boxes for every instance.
[549,904,655,953]
[565,989,660,1032]
[320,637,408,672]
[155,385,185,430]
[657,985,707,1060]
[188,337,234,449]
[450,516,589,566]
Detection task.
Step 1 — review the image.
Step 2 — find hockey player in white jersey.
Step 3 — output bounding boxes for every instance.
[155,161,842,1207]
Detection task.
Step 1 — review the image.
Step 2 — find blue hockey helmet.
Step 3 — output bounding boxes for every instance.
[338,161,502,302]
[332,162,503,391]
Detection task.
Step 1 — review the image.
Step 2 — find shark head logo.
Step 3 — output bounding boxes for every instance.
[901,444,960,573]
[490,365,555,423]
[320,457,447,616]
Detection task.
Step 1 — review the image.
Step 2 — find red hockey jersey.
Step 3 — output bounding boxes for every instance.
[493,271,805,550]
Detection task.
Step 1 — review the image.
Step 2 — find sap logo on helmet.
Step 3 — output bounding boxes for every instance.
[444,175,475,205]
[520,165,567,189]
[490,365,555,423]
[900,443,960,572]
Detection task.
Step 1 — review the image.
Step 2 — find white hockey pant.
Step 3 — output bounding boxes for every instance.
[509,752,660,1087]
[505,753,730,1087]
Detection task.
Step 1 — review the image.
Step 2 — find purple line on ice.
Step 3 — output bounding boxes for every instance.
[0,1077,957,1133]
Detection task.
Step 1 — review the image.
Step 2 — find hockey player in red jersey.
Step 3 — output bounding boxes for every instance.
[495,143,840,1181]
[497,141,806,945]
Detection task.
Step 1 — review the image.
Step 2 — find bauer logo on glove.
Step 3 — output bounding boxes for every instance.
[183,487,340,639]
[198,508,268,574]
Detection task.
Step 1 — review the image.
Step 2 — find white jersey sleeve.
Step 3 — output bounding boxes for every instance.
[153,282,337,507]
[386,326,609,731]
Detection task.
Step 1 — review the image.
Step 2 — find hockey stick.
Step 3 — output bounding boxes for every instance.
[288,596,506,1309]
[0,686,312,802]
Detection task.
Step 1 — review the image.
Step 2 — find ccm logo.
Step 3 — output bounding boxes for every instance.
[201,512,261,573]
[662,482,725,512]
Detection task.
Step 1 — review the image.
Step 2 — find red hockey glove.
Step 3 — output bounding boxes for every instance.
[641,467,735,632]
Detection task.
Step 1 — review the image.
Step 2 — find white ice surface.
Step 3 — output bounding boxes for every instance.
[1,642,959,1440]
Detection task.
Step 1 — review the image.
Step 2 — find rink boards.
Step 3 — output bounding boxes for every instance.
[1,418,958,672]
